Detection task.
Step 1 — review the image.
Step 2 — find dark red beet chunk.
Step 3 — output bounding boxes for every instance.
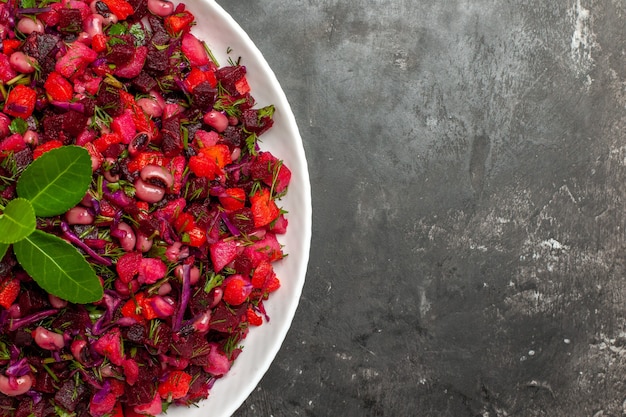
[107,39,136,65]
[131,71,158,93]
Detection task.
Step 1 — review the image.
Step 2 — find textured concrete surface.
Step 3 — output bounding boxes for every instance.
[219,1,626,416]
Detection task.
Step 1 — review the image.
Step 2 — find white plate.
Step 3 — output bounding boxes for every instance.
[166,1,311,416]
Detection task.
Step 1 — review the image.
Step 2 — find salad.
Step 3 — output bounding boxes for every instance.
[0,0,292,416]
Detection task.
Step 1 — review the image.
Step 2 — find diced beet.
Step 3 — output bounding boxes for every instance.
[250,151,291,193]
[17,285,50,315]
[184,177,210,201]
[51,307,92,335]
[126,0,149,21]
[233,254,253,276]
[115,45,148,79]
[215,66,247,95]
[55,379,88,412]
[0,396,14,417]
[145,45,168,73]
[203,343,231,376]
[21,33,61,63]
[161,129,183,157]
[144,321,171,353]
[181,33,209,66]
[96,86,123,116]
[131,71,157,93]
[126,365,158,406]
[242,108,274,136]
[14,397,46,417]
[116,251,142,284]
[191,81,217,111]
[13,328,33,347]
[227,207,255,235]
[62,110,89,138]
[221,125,244,147]
[209,303,246,333]
[58,8,82,34]
[148,14,167,37]
[107,39,135,65]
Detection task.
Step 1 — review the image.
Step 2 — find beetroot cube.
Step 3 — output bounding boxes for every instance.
[209,239,240,272]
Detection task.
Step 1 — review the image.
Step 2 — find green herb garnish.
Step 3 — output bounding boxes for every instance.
[0,146,102,304]
[9,117,28,135]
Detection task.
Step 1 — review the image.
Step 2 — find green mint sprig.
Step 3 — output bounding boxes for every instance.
[0,146,102,304]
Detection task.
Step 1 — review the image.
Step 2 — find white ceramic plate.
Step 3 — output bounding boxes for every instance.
[166,1,311,416]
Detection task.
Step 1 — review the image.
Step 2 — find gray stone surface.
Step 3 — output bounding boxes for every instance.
[219,1,626,416]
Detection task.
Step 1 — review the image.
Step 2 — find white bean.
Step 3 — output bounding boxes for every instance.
[0,374,33,396]
[65,206,94,225]
[16,17,43,35]
[9,52,36,74]
[148,0,174,17]
[116,222,136,253]
[32,326,65,350]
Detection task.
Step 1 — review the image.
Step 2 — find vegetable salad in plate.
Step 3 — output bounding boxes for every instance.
[0,0,293,415]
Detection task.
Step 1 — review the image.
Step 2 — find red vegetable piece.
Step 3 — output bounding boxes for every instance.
[173,212,195,233]
[2,39,21,56]
[209,239,239,272]
[219,187,246,212]
[247,307,263,326]
[89,392,117,417]
[199,144,231,169]
[235,76,250,95]
[186,226,207,248]
[137,257,167,285]
[93,132,123,153]
[116,251,142,284]
[93,327,124,366]
[188,153,218,179]
[100,0,134,20]
[251,260,273,289]
[250,188,280,228]
[181,33,209,67]
[55,41,98,79]
[44,71,73,102]
[33,140,63,159]
[0,133,26,155]
[0,277,20,309]
[157,370,192,400]
[91,34,108,53]
[4,84,36,119]
[222,274,252,305]
[168,155,186,194]
[126,151,166,172]
[164,10,195,36]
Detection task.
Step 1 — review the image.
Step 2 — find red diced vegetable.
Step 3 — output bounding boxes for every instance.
[222,274,252,305]
[209,239,240,272]
[250,188,280,228]
[100,0,135,20]
[0,277,20,309]
[4,85,36,118]
[3,39,21,55]
[32,140,63,159]
[219,187,246,211]
[44,71,74,102]
[157,371,192,400]
[164,10,195,36]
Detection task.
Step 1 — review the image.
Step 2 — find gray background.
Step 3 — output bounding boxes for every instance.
[219,1,626,416]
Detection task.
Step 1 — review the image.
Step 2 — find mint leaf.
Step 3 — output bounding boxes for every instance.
[0,198,35,244]
[14,230,102,304]
[9,118,27,135]
[16,146,92,217]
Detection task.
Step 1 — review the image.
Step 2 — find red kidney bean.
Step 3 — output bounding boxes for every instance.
[147,0,174,17]
[65,206,94,225]
[140,164,174,189]
[0,374,33,396]
[17,17,43,34]
[134,178,166,203]
[9,51,37,74]
[115,222,136,253]
[203,110,229,133]
[135,231,153,253]
[32,326,65,350]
